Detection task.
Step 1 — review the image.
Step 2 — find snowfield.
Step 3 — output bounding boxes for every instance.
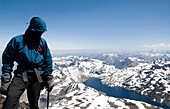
[41,83,159,109]
[37,56,169,109]
[102,59,170,107]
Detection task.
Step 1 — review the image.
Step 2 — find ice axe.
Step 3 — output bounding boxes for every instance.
[47,90,50,109]
[46,83,54,109]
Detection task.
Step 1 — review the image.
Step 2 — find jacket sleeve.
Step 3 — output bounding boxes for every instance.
[43,40,53,74]
[1,38,16,74]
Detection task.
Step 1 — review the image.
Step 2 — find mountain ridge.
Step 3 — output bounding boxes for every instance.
[39,55,170,108]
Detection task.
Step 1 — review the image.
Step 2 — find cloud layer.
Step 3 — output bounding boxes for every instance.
[143,43,170,48]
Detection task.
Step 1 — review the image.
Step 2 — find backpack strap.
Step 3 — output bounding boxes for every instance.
[31,42,42,52]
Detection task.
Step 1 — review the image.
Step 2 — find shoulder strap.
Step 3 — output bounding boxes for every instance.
[30,40,44,55]
[39,39,44,55]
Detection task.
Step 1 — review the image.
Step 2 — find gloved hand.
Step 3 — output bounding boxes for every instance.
[0,73,11,95]
[45,73,54,92]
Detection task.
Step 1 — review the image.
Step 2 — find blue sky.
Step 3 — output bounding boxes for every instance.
[0,0,170,51]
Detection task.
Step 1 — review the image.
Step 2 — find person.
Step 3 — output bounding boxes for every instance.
[0,17,54,109]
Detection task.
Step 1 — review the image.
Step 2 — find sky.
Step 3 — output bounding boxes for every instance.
[0,0,170,52]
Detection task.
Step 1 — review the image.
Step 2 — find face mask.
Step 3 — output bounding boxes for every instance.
[28,31,43,43]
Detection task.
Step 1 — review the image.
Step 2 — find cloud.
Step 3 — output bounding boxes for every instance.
[143,43,170,48]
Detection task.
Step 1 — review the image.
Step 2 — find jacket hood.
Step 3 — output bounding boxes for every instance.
[25,17,47,34]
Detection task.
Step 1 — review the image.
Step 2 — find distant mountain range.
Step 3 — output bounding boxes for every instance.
[93,51,170,69]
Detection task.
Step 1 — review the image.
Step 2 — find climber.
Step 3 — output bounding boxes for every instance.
[0,17,54,109]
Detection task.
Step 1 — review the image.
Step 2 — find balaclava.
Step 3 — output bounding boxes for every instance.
[25,17,47,43]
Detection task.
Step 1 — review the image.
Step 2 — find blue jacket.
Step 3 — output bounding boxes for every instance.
[1,17,52,75]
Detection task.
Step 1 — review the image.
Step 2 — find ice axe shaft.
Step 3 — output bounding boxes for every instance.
[47,90,50,109]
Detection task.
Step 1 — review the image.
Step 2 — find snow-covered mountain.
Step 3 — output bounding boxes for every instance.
[102,59,170,107]
[93,53,142,69]
[40,83,159,109]
[94,51,170,69]
[37,56,168,108]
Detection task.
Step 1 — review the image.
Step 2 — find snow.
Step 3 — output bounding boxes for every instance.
[103,53,118,57]
[47,82,159,109]
[52,56,166,108]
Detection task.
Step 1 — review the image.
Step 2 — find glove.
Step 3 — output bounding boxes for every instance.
[0,73,11,95]
[45,73,54,92]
